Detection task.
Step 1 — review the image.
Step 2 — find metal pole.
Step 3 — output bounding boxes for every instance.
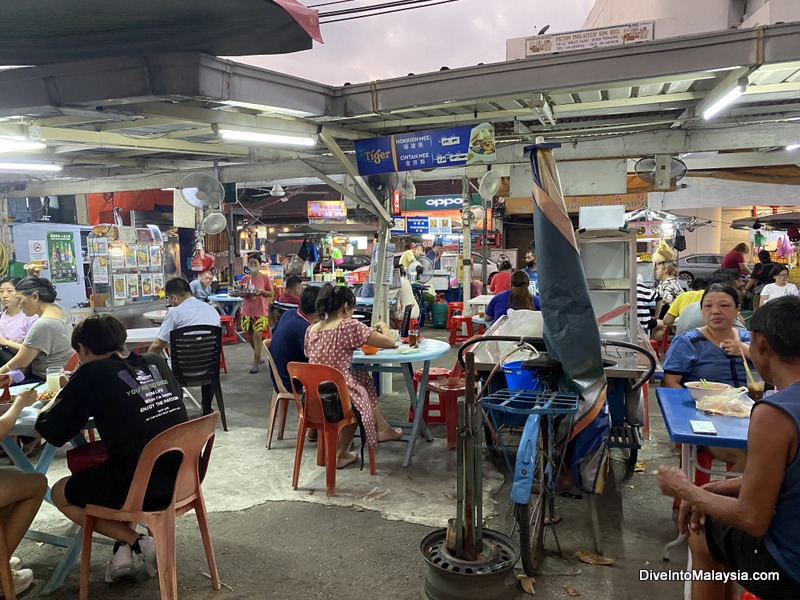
[372,216,391,327]
[482,195,489,295]
[461,177,471,306]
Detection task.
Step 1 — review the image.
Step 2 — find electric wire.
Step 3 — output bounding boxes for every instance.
[319,0,464,23]
[320,0,443,17]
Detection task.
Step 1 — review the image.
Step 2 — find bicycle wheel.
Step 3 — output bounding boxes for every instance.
[516,429,548,576]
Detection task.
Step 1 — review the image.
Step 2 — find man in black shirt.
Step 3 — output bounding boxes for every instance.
[36,314,187,584]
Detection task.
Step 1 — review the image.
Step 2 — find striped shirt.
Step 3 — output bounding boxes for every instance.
[636,282,660,326]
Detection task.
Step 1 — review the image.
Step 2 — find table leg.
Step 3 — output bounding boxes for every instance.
[230,305,247,343]
[1,439,58,503]
[402,361,434,467]
[662,442,692,562]
[41,526,84,595]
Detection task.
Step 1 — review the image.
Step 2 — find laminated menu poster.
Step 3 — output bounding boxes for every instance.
[92,256,109,284]
[152,274,164,297]
[136,245,150,268]
[140,273,153,297]
[109,245,125,270]
[149,245,162,267]
[124,246,137,269]
[46,232,78,284]
[113,275,127,300]
[127,274,139,299]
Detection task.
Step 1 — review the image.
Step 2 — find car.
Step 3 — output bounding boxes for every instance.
[676,253,725,286]
[313,253,372,273]
[392,251,499,283]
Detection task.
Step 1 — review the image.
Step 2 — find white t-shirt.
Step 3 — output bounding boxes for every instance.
[157,297,221,343]
[760,283,799,304]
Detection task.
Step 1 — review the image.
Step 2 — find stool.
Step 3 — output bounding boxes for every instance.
[449,315,473,346]
[409,367,453,422]
[220,346,228,374]
[426,378,467,450]
[446,302,463,329]
[220,316,237,344]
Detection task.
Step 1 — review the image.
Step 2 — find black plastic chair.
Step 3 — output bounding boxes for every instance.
[169,325,227,431]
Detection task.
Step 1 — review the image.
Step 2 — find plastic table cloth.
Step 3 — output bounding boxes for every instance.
[143,309,168,324]
[1,383,93,593]
[125,327,162,346]
[656,387,749,567]
[352,338,451,467]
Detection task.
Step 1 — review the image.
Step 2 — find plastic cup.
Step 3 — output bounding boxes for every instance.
[747,378,764,400]
[408,329,419,348]
[46,367,63,394]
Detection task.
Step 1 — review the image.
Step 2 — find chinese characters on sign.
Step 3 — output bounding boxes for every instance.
[354,123,496,175]
[525,22,654,56]
[46,232,78,284]
[307,201,347,224]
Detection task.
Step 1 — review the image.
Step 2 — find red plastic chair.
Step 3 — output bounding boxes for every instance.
[446,302,463,329]
[449,315,474,346]
[414,362,467,450]
[287,362,376,496]
[219,316,237,344]
[409,367,453,423]
[79,413,221,600]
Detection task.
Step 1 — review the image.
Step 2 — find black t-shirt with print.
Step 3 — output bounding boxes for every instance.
[36,352,188,492]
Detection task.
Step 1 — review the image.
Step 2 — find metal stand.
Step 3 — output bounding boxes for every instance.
[421,351,519,600]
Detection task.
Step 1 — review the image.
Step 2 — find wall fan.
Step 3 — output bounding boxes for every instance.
[178,173,227,235]
[463,171,500,225]
[634,156,688,188]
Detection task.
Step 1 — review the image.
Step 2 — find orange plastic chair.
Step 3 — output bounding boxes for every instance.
[446,302,463,329]
[287,362,376,496]
[0,522,15,600]
[79,413,221,600]
[64,353,79,372]
[262,341,295,449]
[449,315,474,346]
[424,362,467,449]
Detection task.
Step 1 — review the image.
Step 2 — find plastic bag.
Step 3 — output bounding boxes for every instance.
[695,387,754,418]
[472,309,543,366]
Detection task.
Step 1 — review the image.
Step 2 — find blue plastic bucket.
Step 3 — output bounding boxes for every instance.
[502,360,538,390]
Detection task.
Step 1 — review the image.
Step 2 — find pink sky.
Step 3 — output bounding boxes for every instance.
[235,0,593,85]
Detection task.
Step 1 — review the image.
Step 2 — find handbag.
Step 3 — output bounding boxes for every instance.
[66,440,108,474]
[317,382,368,470]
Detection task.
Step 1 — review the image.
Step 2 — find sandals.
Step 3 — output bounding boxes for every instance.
[377,427,403,442]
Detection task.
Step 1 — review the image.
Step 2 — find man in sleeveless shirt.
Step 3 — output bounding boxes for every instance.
[658,296,800,598]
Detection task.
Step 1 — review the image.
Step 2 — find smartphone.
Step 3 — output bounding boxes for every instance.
[690,420,717,435]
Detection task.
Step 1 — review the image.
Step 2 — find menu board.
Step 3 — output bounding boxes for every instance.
[150,245,162,266]
[152,274,164,297]
[92,256,109,283]
[127,274,139,299]
[136,245,150,268]
[140,273,153,297]
[113,275,127,300]
[124,246,137,268]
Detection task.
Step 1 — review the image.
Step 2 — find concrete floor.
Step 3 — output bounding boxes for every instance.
[15,326,692,600]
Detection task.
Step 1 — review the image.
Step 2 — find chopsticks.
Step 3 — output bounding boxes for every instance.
[700,378,712,391]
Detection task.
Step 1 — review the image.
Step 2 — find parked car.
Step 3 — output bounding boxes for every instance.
[392,252,499,283]
[676,253,725,285]
[313,253,372,273]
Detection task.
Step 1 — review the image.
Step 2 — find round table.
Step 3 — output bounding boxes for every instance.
[353,338,451,466]
[125,327,162,345]
[143,309,168,324]
[208,293,245,320]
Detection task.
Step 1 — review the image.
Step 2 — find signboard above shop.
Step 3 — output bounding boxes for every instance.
[525,21,654,56]
[307,200,347,224]
[354,123,496,176]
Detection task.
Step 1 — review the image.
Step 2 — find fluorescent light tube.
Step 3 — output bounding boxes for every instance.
[703,85,744,120]
[0,139,46,152]
[0,162,61,172]
[787,144,800,152]
[219,129,316,146]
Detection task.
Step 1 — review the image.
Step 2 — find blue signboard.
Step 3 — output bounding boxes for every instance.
[390,217,406,234]
[354,123,495,176]
[406,216,430,234]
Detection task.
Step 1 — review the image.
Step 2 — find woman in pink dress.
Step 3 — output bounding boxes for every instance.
[240,254,274,374]
[305,285,401,469]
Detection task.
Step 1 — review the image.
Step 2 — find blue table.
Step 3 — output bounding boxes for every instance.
[656,387,749,563]
[1,383,93,594]
[355,297,397,307]
[353,339,451,467]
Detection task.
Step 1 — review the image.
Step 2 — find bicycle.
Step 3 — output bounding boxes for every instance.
[460,336,655,576]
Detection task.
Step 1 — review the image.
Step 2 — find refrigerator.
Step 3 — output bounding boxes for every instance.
[10,223,92,309]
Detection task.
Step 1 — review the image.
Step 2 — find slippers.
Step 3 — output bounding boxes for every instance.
[560,491,583,500]
[336,453,358,469]
[377,427,403,442]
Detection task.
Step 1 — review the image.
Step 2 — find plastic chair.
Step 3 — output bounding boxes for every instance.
[287,362,376,496]
[409,367,453,423]
[446,302,463,329]
[169,326,227,431]
[219,316,237,344]
[425,362,467,450]
[0,522,15,600]
[262,342,294,449]
[449,315,474,346]
[79,413,221,600]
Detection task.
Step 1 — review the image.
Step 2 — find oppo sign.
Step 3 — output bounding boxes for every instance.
[425,197,463,208]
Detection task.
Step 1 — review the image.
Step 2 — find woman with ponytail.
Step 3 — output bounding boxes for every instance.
[485,270,540,322]
[305,284,401,468]
[0,277,73,382]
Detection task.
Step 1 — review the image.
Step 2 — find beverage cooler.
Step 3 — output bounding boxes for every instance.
[87,224,168,326]
[10,223,92,310]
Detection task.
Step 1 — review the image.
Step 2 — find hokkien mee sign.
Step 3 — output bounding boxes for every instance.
[354,123,495,175]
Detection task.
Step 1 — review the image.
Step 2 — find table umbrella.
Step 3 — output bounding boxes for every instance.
[0,0,322,65]
[527,138,610,494]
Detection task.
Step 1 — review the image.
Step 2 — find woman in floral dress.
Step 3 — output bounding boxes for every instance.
[305,285,401,468]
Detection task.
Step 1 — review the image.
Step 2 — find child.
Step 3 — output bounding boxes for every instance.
[240,254,274,373]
